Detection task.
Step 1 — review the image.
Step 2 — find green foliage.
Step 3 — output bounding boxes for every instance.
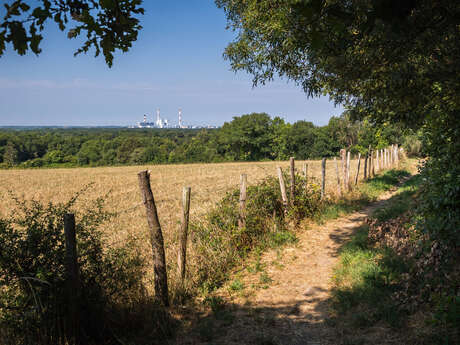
[1,0,145,67]
[217,113,275,161]
[0,114,408,169]
[2,141,18,166]
[331,225,409,329]
[372,175,420,223]
[358,169,411,201]
[0,113,405,168]
[229,278,244,291]
[0,190,149,344]
[191,174,321,293]
[417,111,460,246]
[217,1,460,287]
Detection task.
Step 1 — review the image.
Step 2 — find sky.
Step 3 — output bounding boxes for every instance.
[0,1,343,127]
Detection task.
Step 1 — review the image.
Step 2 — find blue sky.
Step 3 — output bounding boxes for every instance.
[0,1,343,127]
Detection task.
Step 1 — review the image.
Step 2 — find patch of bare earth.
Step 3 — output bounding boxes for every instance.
[174,190,398,345]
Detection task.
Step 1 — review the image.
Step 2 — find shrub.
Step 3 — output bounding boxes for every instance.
[190,173,322,293]
[0,191,148,344]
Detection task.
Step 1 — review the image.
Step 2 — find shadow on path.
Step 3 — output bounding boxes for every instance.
[174,188,407,345]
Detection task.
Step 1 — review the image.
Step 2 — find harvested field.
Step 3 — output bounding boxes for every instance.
[0,158,372,293]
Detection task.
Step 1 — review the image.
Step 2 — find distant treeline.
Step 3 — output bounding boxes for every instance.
[0,113,418,168]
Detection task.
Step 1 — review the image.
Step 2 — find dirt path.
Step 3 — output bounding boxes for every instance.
[174,190,397,345]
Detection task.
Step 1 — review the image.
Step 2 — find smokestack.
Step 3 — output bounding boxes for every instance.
[143,114,147,123]
[178,108,182,128]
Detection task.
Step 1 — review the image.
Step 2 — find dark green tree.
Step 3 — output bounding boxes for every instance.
[3,141,18,166]
[218,113,274,161]
[1,0,144,67]
[217,0,460,244]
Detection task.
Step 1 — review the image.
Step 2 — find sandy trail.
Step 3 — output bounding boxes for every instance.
[174,190,397,345]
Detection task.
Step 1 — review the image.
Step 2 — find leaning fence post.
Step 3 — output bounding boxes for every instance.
[138,170,169,307]
[334,157,342,197]
[178,186,191,285]
[64,213,79,343]
[354,153,361,185]
[289,157,295,207]
[321,158,326,199]
[238,174,247,230]
[277,167,288,214]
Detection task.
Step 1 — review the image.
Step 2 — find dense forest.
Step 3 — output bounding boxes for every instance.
[0,112,418,168]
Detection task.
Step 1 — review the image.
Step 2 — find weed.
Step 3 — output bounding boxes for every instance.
[204,295,226,313]
[229,278,244,291]
[259,272,273,285]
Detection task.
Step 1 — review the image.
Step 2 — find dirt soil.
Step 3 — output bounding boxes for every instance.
[173,190,398,345]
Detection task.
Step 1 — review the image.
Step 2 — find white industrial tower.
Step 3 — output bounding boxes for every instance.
[156,108,163,128]
[178,108,183,128]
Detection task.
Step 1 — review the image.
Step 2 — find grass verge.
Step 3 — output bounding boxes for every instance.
[315,168,412,224]
[329,174,422,342]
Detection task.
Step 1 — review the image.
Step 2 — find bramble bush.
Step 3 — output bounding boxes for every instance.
[0,190,153,344]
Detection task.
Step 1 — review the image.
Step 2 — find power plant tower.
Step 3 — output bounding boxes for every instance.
[156,108,162,128]
[143,114,147,123]
[178,108,183,128]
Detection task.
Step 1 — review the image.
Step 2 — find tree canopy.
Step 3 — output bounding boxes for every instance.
[216,0,460,245]
[216,0,459,126]
[0,0,144,66]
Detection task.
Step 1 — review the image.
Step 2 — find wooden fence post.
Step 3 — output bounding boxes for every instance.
[334,157,342,197]
[354,153,361,185]
[302,162,308,179]
[346,151,351,191]
[371,150,375,177]
[390,145,394,166]
[64,213,79,343]
[138,170,169,307]
[277,167,288,214]
[238,174,247,230]
[290,157,295,206]
[321,158,326,199]
[368,145,372,178]
[375,149,379,172]
[395,144,399,166]
[340,149,346,191]
[363,153,368,179]
[386,148,389,168]
[388,146,391,167]
[380,149,383,170]
[178,186,191,285]
[389,147,391,167]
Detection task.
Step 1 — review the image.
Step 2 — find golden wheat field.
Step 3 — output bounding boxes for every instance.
[0,158,379,293]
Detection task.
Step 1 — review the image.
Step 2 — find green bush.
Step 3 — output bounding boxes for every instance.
[0,191,148,344]
[191,173,321,293]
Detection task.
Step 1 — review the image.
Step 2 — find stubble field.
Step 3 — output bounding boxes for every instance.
[0,158,367,293]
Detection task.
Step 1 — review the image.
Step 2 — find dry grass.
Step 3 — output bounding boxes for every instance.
[0,158,376,294]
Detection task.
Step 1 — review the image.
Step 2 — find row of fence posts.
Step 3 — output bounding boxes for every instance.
[62,144,401,341]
